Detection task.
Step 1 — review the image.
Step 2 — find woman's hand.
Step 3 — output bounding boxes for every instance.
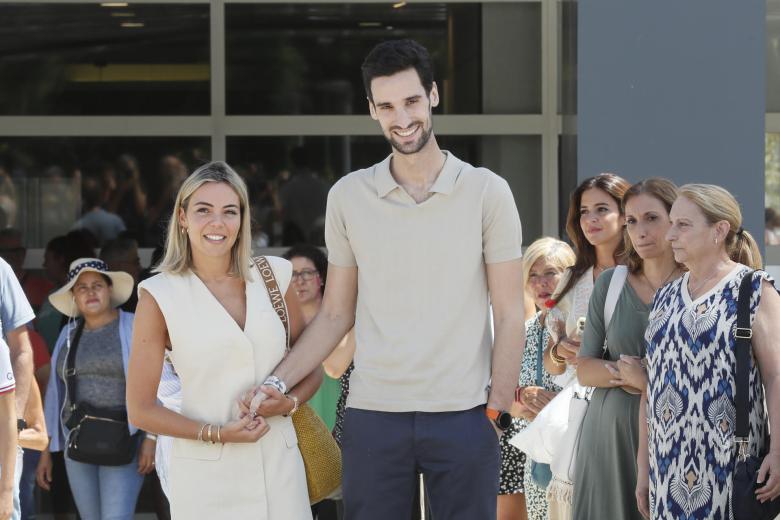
[521,387,557,415]
[635,465,650,520]
[756,450,780,503]
[220,415,270,444]
[137,437,156,475]
[616,355,648,391]
[557,337,581,366]
[36,450,53,491]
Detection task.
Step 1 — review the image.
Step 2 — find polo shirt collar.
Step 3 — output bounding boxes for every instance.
[374,151,462,199]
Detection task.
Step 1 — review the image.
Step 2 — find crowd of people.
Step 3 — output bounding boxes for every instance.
[0,38,777,520]
[0,146,332,253]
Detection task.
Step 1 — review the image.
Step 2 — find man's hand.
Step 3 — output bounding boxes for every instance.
[248,386,294,418]
[0,488,12,520]
[137,437,156,475]
[36,450,53,491]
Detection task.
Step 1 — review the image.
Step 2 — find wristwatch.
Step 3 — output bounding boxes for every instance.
[485,407,513,430]
[17,418,27,432]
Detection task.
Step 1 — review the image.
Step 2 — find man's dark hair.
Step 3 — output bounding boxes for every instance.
[361,39,435,103]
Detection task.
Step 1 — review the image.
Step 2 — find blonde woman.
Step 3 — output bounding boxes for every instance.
[498,237,575,520]
[126,162,318,519]
[640,184,780,519]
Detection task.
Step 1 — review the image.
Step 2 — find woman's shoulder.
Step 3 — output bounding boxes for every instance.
[251,255,292,286]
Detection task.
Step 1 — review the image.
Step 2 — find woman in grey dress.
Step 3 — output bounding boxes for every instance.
[574,179,682,519]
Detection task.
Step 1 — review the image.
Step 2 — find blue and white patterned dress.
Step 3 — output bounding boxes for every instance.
[645,265,772,520]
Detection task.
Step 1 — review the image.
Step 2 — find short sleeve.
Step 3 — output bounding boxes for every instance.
[580,269,613,359]
[0,339,14,394]
[481,174,523,264]
[324,181,357,267]
[0,257,34,335]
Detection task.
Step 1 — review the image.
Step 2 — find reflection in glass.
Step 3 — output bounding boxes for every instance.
[0,4,210,115]
[226,3,485,115]
[227,135,542,247]
[767,134,780,245]
[768,2,780,112]
[0,137,210,247]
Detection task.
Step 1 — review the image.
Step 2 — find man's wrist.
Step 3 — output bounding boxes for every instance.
[263,375,288,395]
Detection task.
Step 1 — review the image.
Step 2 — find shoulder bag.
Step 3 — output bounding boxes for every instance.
[731,270,780,519]
[550,265,628,483]
[64,319,139,466]
[253,256,342,505]
[530,322,554,487]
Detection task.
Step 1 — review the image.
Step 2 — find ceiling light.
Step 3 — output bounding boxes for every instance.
[101,2,129,7]
[120,22,144,28]
[393,1,407,8]
[110,11,135,17]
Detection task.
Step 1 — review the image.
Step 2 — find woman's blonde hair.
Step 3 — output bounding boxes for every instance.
[155,161,253,280]
[678,183,763,270]
[522,237,576,288]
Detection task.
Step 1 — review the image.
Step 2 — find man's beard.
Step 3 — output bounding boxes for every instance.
[386,121,433,155]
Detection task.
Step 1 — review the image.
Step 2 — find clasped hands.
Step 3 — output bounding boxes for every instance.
[604,355,647,394]
[220,386,296,442]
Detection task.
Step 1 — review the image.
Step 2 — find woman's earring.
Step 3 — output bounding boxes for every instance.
[181,227,186,234]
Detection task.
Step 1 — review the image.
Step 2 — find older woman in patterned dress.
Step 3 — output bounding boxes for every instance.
[639,184,780,520]
[498,237,575,520]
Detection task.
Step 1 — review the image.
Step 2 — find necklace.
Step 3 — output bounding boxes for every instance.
[687,265,725,300]
[641,266,679,293]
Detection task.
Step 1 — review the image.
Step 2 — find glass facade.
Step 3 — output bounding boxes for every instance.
[1,1,552,252]
[0,3,210,115]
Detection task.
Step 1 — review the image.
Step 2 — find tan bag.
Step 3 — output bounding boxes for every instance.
[253,256,343,504]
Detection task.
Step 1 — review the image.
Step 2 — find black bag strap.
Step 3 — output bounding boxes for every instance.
[735,270,755,445]
[64,319,86,413]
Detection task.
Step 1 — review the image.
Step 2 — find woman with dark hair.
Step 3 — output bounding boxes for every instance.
[573,178,682,520]
[542,172,631,520]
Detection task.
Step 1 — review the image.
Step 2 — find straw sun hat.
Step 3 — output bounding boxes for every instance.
[49,258,134,318]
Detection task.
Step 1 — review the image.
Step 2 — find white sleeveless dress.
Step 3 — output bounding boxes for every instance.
[139,257,311,519]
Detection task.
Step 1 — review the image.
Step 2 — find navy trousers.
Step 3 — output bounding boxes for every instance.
[341,405,500,520]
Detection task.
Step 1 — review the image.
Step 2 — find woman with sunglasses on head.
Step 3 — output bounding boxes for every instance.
[543,172,631,520]
[573,178,683,520]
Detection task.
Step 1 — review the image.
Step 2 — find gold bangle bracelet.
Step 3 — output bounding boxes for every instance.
[206,423,213,444]
[217,425,222,444]
[550,343,566,365]
[197,423,207,442]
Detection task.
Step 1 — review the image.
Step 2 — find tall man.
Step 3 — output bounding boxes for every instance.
[259,39,525,519]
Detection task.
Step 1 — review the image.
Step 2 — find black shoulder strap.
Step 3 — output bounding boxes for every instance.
[734,270,755,441]
[64,319,86,412]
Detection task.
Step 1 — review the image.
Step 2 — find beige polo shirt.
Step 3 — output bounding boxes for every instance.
[325,152,523,413]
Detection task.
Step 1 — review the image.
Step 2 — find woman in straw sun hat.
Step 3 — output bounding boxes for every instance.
[36,258,156,520]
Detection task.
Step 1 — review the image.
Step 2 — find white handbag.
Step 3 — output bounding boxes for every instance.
[549,266,628,482]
